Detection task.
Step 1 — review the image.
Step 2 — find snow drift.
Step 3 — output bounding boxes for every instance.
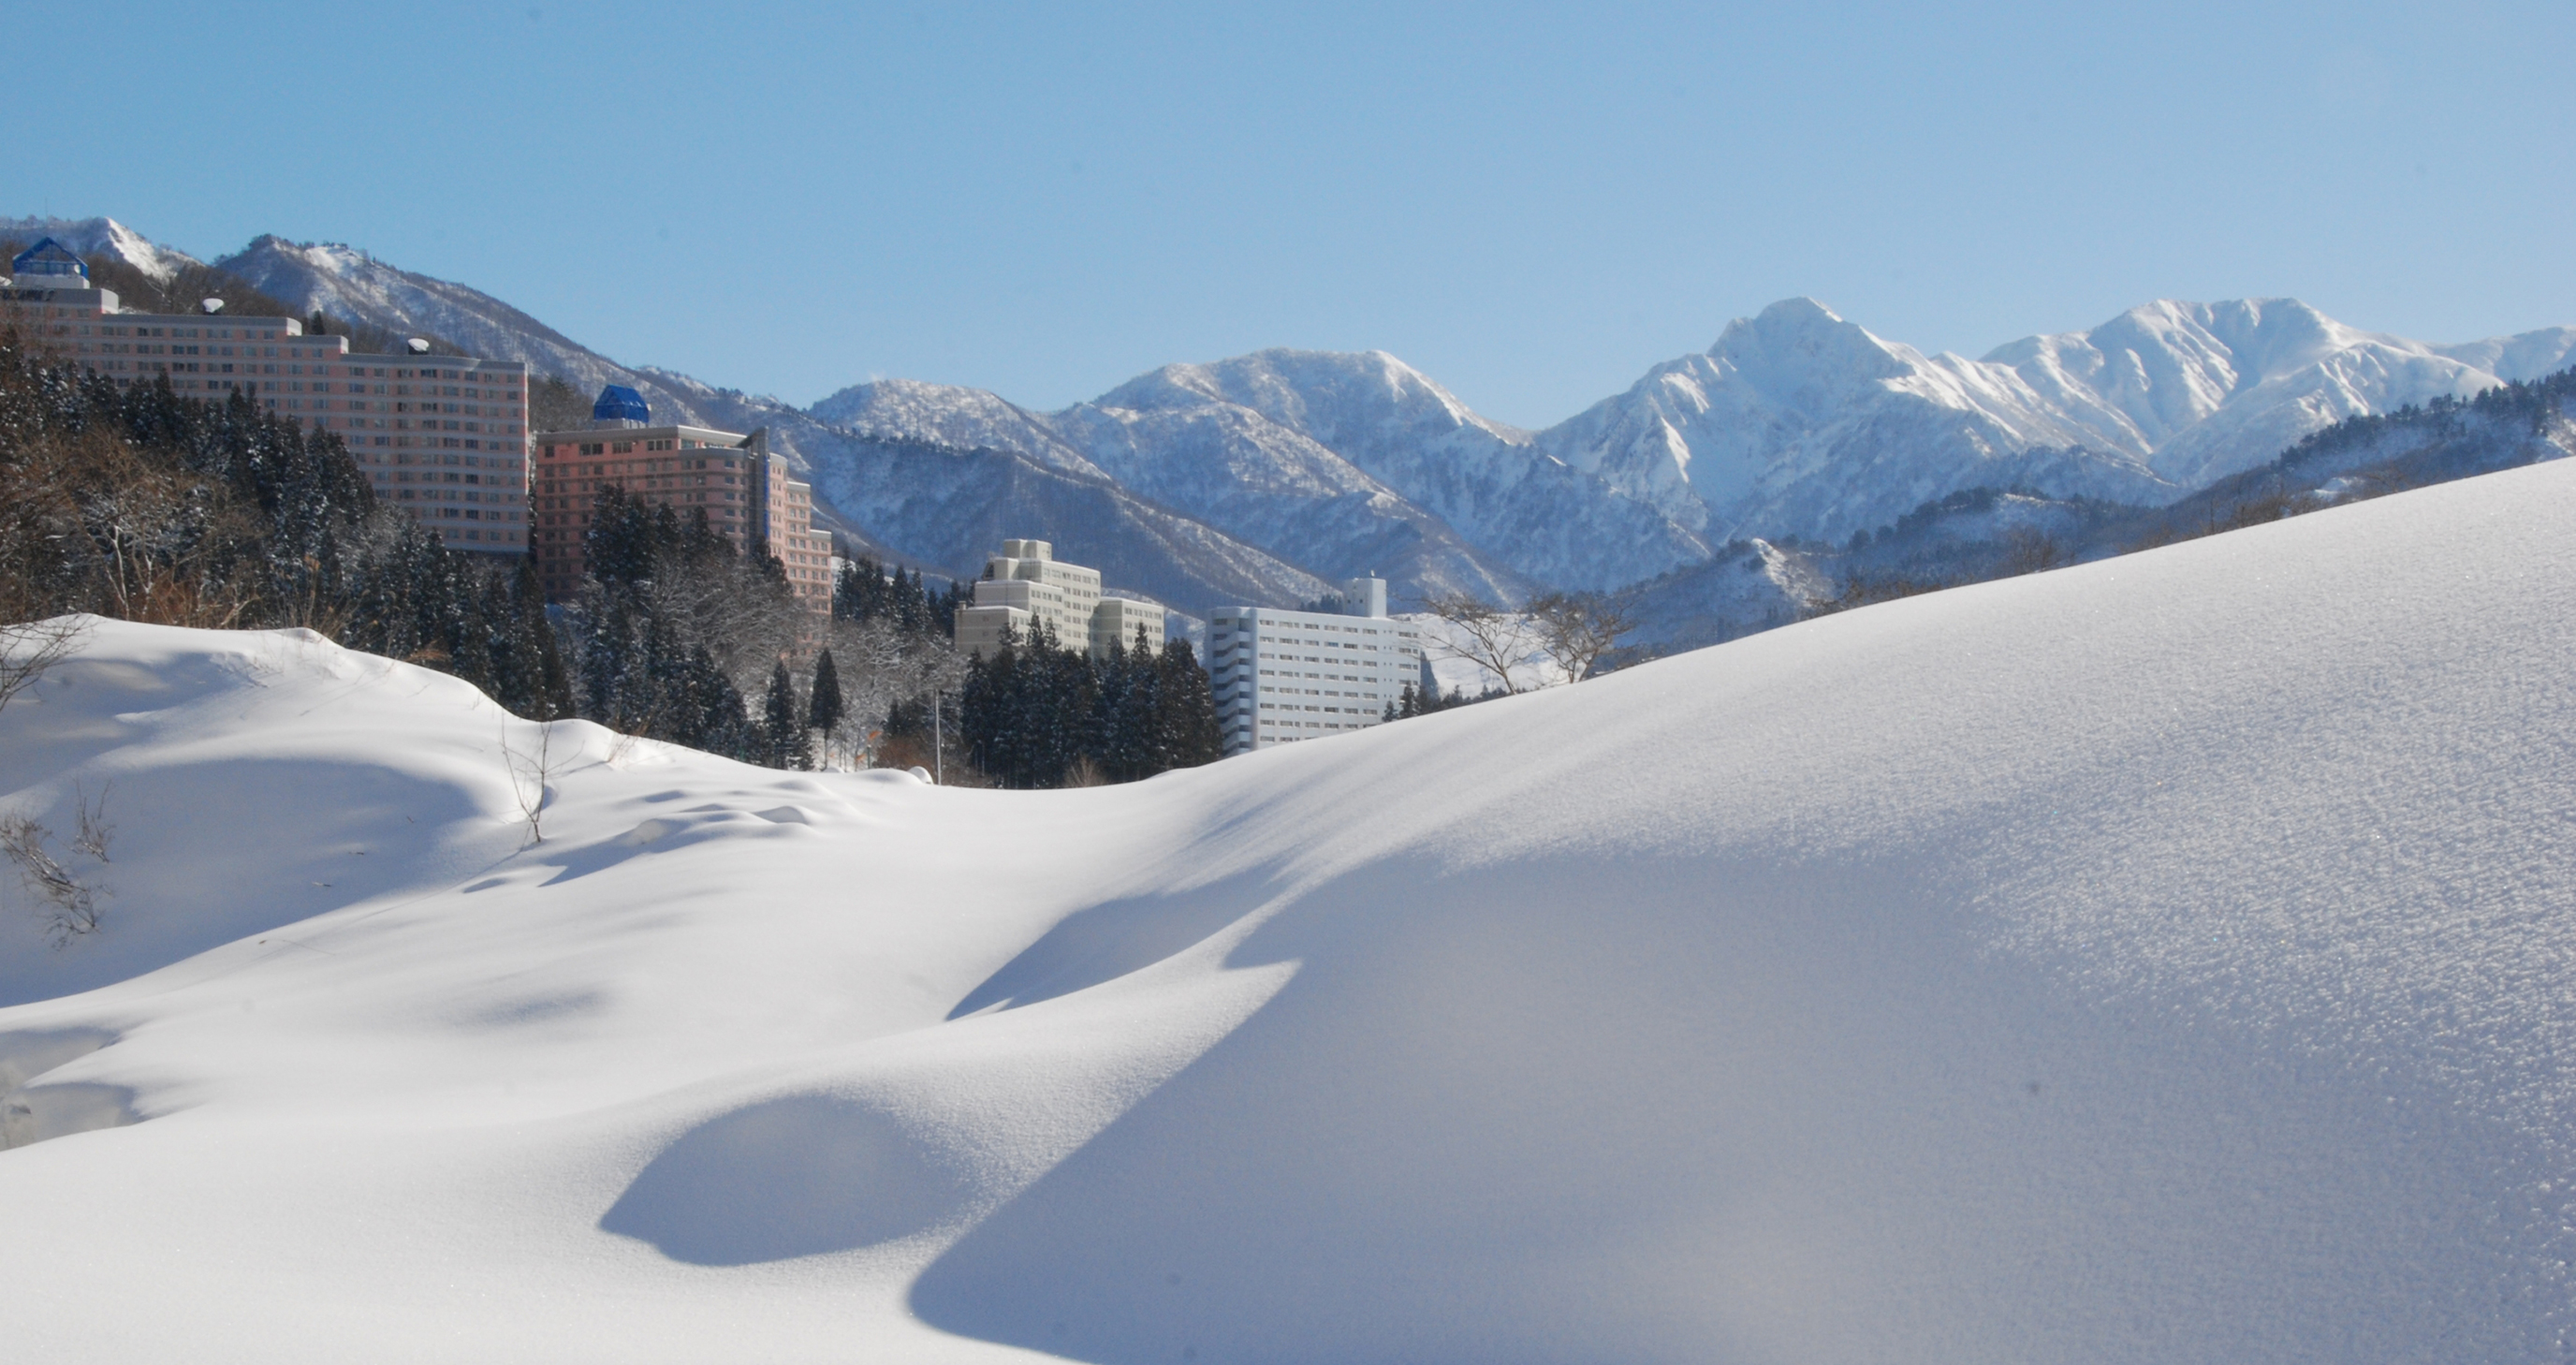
[2,458,2573,1361]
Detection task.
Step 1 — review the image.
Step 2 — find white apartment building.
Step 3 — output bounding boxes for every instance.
[1207,577,1430,756]
[4,239,533,558]
[954,539,1167,660]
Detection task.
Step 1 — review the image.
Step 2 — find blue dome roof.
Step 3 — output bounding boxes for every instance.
[593,385,651,424]
[10,238,86,281]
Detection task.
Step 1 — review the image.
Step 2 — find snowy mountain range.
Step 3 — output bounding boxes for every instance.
[11,214,2574,614]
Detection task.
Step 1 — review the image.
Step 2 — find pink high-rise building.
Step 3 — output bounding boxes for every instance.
[530,386,833,615]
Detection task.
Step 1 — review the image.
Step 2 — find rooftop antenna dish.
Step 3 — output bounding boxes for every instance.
[199,298,225,315]
[406,338,431,355]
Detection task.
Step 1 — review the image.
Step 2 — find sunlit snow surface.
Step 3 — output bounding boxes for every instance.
[4,461,2575,1361]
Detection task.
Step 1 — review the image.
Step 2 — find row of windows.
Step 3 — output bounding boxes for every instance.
[377,470,507,487]
[355,452,521,472]
[548,438,723,457]
[71,327,520,386]
[81,352,528,404]
[550,456,742,476]
[314,382,515,400]
[82,324,300,343]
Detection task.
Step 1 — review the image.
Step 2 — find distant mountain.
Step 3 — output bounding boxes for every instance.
[1541,297,2576,545]
[815,351,1705,597]
[24,214,2576,628]
[1990,298,2576,488]
[1090,351,1705,589]
[1622,360,2576,657]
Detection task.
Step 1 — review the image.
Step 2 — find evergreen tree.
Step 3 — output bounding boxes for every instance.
[762,659,804,769]
[808,649,844,738]
[1092,633,1149,782]
[933,579,972,638]
[1150,636,1222,772]
[834,554,891,623]
[961,632,1018,784]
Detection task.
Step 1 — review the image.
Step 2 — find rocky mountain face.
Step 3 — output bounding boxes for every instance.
[22,216,2575,625]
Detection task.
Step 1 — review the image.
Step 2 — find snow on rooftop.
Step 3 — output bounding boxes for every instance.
[3,457,2575,1359]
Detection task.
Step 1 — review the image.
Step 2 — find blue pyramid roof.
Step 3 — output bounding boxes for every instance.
[593,385,651,424]
[10,238,87,281]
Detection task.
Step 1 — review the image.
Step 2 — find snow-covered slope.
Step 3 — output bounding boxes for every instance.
[0,215,200,282]
[7,455,2576,1360]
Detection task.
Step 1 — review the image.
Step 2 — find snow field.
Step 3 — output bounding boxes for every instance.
[1,457,2573,1360]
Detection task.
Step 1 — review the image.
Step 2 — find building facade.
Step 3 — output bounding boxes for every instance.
[4,240,533,558]
[953,539,1167,659]
[529,386,833,614]
[1206,578,1429,756]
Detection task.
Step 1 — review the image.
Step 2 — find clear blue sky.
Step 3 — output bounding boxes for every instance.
[17,1,2574,428]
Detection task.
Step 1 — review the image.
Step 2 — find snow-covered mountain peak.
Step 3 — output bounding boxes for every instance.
[237,236,376,282]
[1974,297,2525,486]
[1095,347,1530,447]
[1706,297,1915,396]
[816,375,1046,435]
[1070,346,1701,591]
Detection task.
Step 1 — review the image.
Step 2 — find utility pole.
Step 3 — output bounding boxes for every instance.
[932,688,944,785]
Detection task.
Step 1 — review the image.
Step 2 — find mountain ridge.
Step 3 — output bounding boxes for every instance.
[16,214,2573,613]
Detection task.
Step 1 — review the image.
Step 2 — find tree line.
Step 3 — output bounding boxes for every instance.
[950,615,1221,787]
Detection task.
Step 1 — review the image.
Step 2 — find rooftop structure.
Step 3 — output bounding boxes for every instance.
[953,539,1167,660]
[1207,577,1427,755]
[592,384,651,427]
[9,238,87,286]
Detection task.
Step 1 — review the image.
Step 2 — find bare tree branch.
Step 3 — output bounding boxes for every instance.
[500,722,564,846]
[1525,590,1639,683]
[69,782,113,863]
[1,815,105,947]
[0,617,87,717]
[1416,592,1540,695]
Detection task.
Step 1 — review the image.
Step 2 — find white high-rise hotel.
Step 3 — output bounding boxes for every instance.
[954,540,1167,660]
[1208,577,1429,756]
